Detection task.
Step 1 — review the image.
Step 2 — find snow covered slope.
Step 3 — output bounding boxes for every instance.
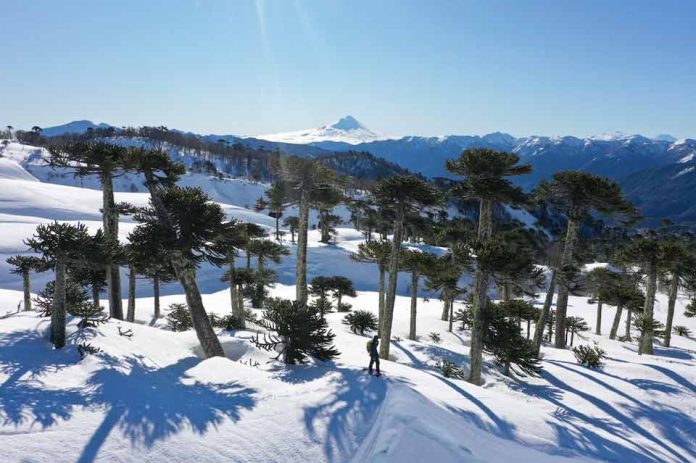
[1,140,696,462]
[255,116,385,145]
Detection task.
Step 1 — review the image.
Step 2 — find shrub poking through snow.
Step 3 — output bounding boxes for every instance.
[34,279,91,318]
[573,344,606,368]
[434,359,466,379]
[342,310,378,335]
[429,332,442,344]
[77,342,102,359]
[213,314,245,331]
[74,303,108,329]
[673,325,691,337]
[167,303,192,331]
[453,307,473,331]
[252,297,340,364]
[633,315,665,345]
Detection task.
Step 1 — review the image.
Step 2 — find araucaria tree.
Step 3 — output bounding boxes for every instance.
[281,157,338,305]
[400,249,438,340]
[48,142,131,320]
[350,240,391,329]
[247,239,289,308]
[252,297,340,364]
[282,216,299,244]
[25,221,91,348]
[446,148,531,385]
[374,175,443,359]
[658,235,696,347]
[266,181,286,241]
[6,255,46,311]
[536,171,637,349]
[126,147,229,358]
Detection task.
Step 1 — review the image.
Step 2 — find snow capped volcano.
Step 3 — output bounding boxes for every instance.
[254,115,386,145]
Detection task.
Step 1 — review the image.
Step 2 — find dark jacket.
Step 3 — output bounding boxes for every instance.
[370,336,379,357]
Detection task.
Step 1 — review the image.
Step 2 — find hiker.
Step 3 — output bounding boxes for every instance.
[368,334,381,376]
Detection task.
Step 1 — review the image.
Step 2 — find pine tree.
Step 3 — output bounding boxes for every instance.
[484,303,541,377]
[374,175,443,358]
[446,148,531,385]
[48,142,133,320]
[252,298,340,364]
[350,240,391,330]
[313,185,344,243]
[536,171,638,349]
[25,221,91,348]
[6,255,47,311]
[565,316,589,346]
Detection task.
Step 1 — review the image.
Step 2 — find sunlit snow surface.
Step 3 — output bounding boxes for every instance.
[1,140,695,463]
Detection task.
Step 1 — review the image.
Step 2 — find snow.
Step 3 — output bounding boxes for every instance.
[1,141,696,462]
[255,116,387,145]
[678,153,694,163]
[673,166,694,178]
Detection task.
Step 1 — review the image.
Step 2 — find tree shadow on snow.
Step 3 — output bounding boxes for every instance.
[0,330,257,463]
[302,366,388,463]
[76,355,257,463]
[540,362,693,462]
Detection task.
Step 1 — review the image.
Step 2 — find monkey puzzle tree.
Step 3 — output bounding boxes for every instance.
[424,252,467,333]
[536,171,637,349]
[605,273,645,340]
[125,146,229,357]
[374,175,443,358]
[400,249,438,340]
[620,232,661,354]
[281,157,338,305]
[127,223,176,319]
[350,239,391,329]
[6,255,47,311]
[247,239,289,308]
[585,267,619,335]
[313,184,344,244]
[446,148,531,385]
[48,142,132,319]
[266,181,286,241]
[282,216,299,244]
[331,276,357,312]
[25,221,91,348]
[658,235,696,347]
[309,276,335,318]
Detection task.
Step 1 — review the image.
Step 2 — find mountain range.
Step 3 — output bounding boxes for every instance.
[37,117,696,225]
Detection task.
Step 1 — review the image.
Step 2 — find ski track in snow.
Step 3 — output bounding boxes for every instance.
[0,140,695,462]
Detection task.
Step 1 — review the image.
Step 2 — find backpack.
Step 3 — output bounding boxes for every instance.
[366,340,372,354]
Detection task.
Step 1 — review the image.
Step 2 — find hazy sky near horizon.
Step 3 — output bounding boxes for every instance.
[2,0,695,138]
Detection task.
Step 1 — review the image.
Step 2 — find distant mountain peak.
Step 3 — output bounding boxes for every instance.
[327,115,365,131]
[254,115,385,145]
[41,120,113,137]
[654,134,677,143]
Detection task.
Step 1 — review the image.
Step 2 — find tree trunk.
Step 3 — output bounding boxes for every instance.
[625,310,632,341]
[378,265,386,332]
[296,191,310,305]
[533,270,555,355]
[554,218,578,348]
[102,172,123,320]
[126,266,136,322]
[501,282,511,302]
[409,271,418,340]
[22,271,31,311]
[153,275,161,318]
[468,198,493,385]
[257,256,266,308]
[380,209,404,359]
[570,329,575,346]
[639,261,657,355]
[526,318,531,339]
[595,301,603,335]
[51,257,67,349]
[663,274,679,347]
[91,284,100,308]
[229,255,237,313]
[236,284,245,328]
[170,253,224,358]
[441,298,449,321]
[448,298,454,333]
[275,214,280,241]
[467,267,490,385]
[609,303,623,340]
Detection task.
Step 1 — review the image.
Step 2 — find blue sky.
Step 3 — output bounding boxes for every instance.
[2,0,695,138]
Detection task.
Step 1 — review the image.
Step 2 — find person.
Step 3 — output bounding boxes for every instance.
[368,333,381,376]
